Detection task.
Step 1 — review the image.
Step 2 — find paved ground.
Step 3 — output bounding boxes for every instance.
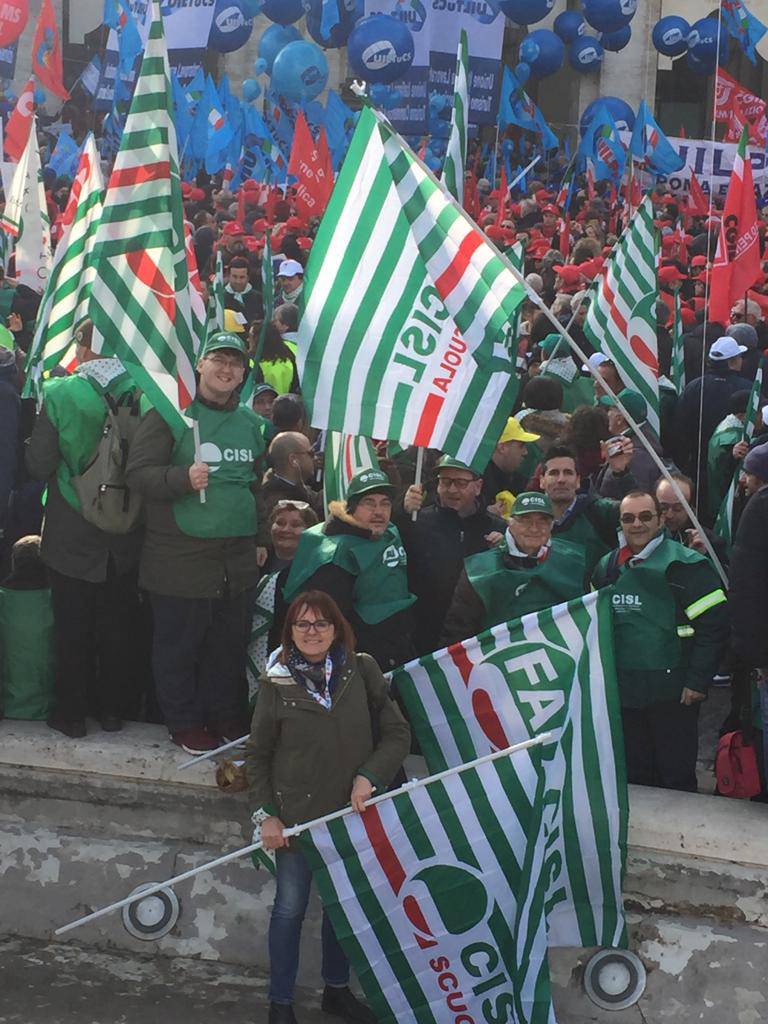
[0,936,329,1024]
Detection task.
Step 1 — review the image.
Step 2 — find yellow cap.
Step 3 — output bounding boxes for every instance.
[223,308,246,334]
[498,416,540,444]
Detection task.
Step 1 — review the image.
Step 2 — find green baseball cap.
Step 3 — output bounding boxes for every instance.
[202,331,248,361]
[598,388,647,424]
[346,468,394,500]
[539,333,564,357]
[435,454,480,478]
[510,491,554,517]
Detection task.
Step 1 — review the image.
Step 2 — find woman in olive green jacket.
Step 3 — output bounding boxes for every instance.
[246,589,410,1024]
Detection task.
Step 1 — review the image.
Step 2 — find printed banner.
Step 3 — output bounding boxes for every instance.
[649,134,768,201]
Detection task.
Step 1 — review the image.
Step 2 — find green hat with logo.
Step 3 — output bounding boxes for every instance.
[598,388,647,424]
[435,454,480,478]
[346,468,394,502]
[202,331,248,361]
[510,491,554,517]
[539,333,564,357]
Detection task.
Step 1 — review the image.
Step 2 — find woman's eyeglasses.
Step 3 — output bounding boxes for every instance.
[293,619,333,633]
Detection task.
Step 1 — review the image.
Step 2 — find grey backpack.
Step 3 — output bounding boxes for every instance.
[72,391,143,534]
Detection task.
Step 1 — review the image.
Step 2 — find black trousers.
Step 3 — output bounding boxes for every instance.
[49,566,143,722]
[149,591,250,733]
[621,700,700,793]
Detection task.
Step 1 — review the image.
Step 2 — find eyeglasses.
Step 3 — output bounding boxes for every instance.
[206,353,243,369]
[658,502,684,514]
[620,511,657,524]
[438,476,475,490]
[293,619,333,633]
[274,499,310,512]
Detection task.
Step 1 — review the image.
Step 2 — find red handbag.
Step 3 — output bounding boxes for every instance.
[716,731,762,799]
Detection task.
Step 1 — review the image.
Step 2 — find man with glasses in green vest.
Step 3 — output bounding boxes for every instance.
[592,490,729,792]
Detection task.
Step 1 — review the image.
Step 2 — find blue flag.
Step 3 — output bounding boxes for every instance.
[722,0,768,64]
[48,131,81,179]
[578,101,626,183]
[189,76,235,173]
[104,0,142,74]
[498,66,558,151]
[171,70,193,155]
[629,100,684,174]
[324,90,356,170]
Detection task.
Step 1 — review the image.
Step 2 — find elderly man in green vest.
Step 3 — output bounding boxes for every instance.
[440,491,588,646]
[126,331,267,756]
[281,468,416,671]
[592,490,729,792]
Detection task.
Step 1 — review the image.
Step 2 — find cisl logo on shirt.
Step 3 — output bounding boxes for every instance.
[199,442,254,472]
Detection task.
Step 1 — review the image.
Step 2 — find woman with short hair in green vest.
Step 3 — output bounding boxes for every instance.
[592,490,729,792]
[126,332,268,757]
[281,469,416,672]
[441,492,588,646]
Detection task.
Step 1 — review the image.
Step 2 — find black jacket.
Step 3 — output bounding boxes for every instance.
[260,474,323,519]
[729,485,768,668]
[396,501,506,656]
[673,368,754,477]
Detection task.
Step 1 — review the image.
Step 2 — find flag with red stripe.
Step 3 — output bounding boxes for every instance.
[583,195,661,436]
[323,431,378,514]
[297,107,525,474]
[302,751,554,1024]
[88,0,197,437]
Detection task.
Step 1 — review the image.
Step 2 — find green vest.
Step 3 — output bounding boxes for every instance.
[43,370,135,513]
[555,499,618,577]
[259,358,294,395]
[0,588,55,719]
[541,368,594,415]
[171,399,264,538]
[707,415,742,517]
[598,537,713,707]
[465,537,587,630]
[284,522,416,625]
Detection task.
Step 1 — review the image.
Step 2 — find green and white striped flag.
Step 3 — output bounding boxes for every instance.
[23,134,104,400]
[392,590,628,949]
[583,195,660,437]
[441,29,468,205]
[715,356,765,545]
[88,0,197,437]
[0,116,52,291]
[211,249,225,334]
[671,285,685,395]
[302,752,554,1024]
[323,430,378,513]
[298,106,524,474]
[241,230,274,404]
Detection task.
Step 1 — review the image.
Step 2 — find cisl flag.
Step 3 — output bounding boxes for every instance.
[287,111,333,220]
[4,77,34,161]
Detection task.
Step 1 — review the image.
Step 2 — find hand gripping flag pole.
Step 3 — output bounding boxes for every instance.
[55,733,550,936]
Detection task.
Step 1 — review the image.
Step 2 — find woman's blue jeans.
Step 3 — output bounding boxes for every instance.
[268,846,350,1004]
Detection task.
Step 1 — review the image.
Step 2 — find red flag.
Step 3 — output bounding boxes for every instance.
[586,164,595,201]
[4,77,34,161]
[316,127,334,211]
[288,111,333,220]
[710,128,762,325]
[494,164,508,228]
[559,213,571,258]
[688,172,708,216]
[32,0,68,101]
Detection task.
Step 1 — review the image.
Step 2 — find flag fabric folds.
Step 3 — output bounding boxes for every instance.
[579,103,626,184]
[671,286,685,396]
[441,29,468,206]
[722,0,768,64]
[583,196,661,437]
[0,117,52,291]
[32,0,69,100]
[297,106,525,475]
[302,752,555,1024]
[4,78,35,162]
[287,112,333,220]
[323,432,378,514]
[498,66,557,151]
[709,127,762,327]
[24,135,104,398]
[715,356,765,544]
[392,590,627,951]
[629,100,684,174]
[88,0,198,437]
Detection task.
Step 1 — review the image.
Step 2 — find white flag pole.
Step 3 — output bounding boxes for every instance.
[192,418,206,505]
[411,445,425,522]
[507,155,541,193]
[177,733,249,770]
[55,732,550,937]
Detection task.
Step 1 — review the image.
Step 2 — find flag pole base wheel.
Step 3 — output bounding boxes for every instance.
[122,883,180,941]
[583,949,646,1010]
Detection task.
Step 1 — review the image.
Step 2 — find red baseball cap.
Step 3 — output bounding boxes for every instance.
[553,264,583,284]
[189,187,206,202]
[222,221,245,236]
[680,307,697,327]
[690,255,708,267]
[659,265,688,284]
[181,182,192,198]
[285,216,305,232]
[243,236,263,252]
[297,236,313,251]
[535,188,555,201]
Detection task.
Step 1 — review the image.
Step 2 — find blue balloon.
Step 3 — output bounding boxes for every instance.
[514,61,531,83]
[652,16,690,57]
[259,0,303,25]
[583,0,636,34]
[304,0,363,48]
[258,23,301,72]
[271,40,329,101]
[242,78,261,101]
[580,96,635,133]
[208,0,254,53]
[687,17,729,63]
[601,25,631,51]
[554,11,585,43]
[519,29,565,78]
[347,14,415,85]
[569,36,604,72]
[498,0,554,25]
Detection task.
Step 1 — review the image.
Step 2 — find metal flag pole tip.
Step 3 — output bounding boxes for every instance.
[54,732,550,937]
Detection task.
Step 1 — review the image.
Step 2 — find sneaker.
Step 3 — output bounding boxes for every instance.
[210,721,250,745]
[47,714,87,739]
[268,1004,298,1024]
[170,728,219,756]
[321,986,377,1024]
[711,673,732,688]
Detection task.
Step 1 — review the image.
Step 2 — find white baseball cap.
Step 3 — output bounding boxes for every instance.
[582,352,608,372]
[277,258,304,278]
[709,336,748,361]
